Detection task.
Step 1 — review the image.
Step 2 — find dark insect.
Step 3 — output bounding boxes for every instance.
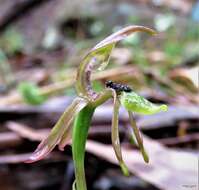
[105,81,132,93]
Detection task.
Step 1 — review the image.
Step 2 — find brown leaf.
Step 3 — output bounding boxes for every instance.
[6,121,48,141]
[169,67,199,93]
[86,137,197,190]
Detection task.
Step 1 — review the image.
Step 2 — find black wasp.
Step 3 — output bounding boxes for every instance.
[105,81,132,93]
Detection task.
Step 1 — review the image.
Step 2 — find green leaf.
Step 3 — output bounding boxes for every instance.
[0,28,24,54]
[18,82,46,105]
[120,91,168,115]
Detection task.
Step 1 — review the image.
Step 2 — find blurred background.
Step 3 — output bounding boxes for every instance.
[0,0,198,190]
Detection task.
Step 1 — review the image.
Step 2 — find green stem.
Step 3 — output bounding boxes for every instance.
[72,90,112,190]
[72,104,95,190]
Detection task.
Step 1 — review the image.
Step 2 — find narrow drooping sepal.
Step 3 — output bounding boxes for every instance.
[128,111,149,163]
[111,89,129,176]
[25,97,88,163]
[128,128,139,147]
[120,92,168,115]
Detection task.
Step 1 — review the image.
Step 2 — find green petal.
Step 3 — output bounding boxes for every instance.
[120,92,168,115]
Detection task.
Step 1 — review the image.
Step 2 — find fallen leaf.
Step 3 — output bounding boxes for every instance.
[86,137,198,190]
[169,67,199,92]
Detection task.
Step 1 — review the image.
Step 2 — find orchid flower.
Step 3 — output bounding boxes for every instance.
[26,25,168,190]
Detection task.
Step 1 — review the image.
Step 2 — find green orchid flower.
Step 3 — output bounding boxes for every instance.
[26,25,167,190]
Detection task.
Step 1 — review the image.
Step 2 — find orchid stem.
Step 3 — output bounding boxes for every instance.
[72,90,112,190]
[72,104,95,190]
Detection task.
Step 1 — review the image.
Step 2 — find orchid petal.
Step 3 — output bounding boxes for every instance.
[76,25,156,100]
[58,124,72,151]
[76,43,115,100]
[128,111,149,163]
[129,129,139,147]
[111,89,129,176]
[26,97,88,163]
[92,25,156,51]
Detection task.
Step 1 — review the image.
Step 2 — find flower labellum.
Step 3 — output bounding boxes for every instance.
[120,91,168,115]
